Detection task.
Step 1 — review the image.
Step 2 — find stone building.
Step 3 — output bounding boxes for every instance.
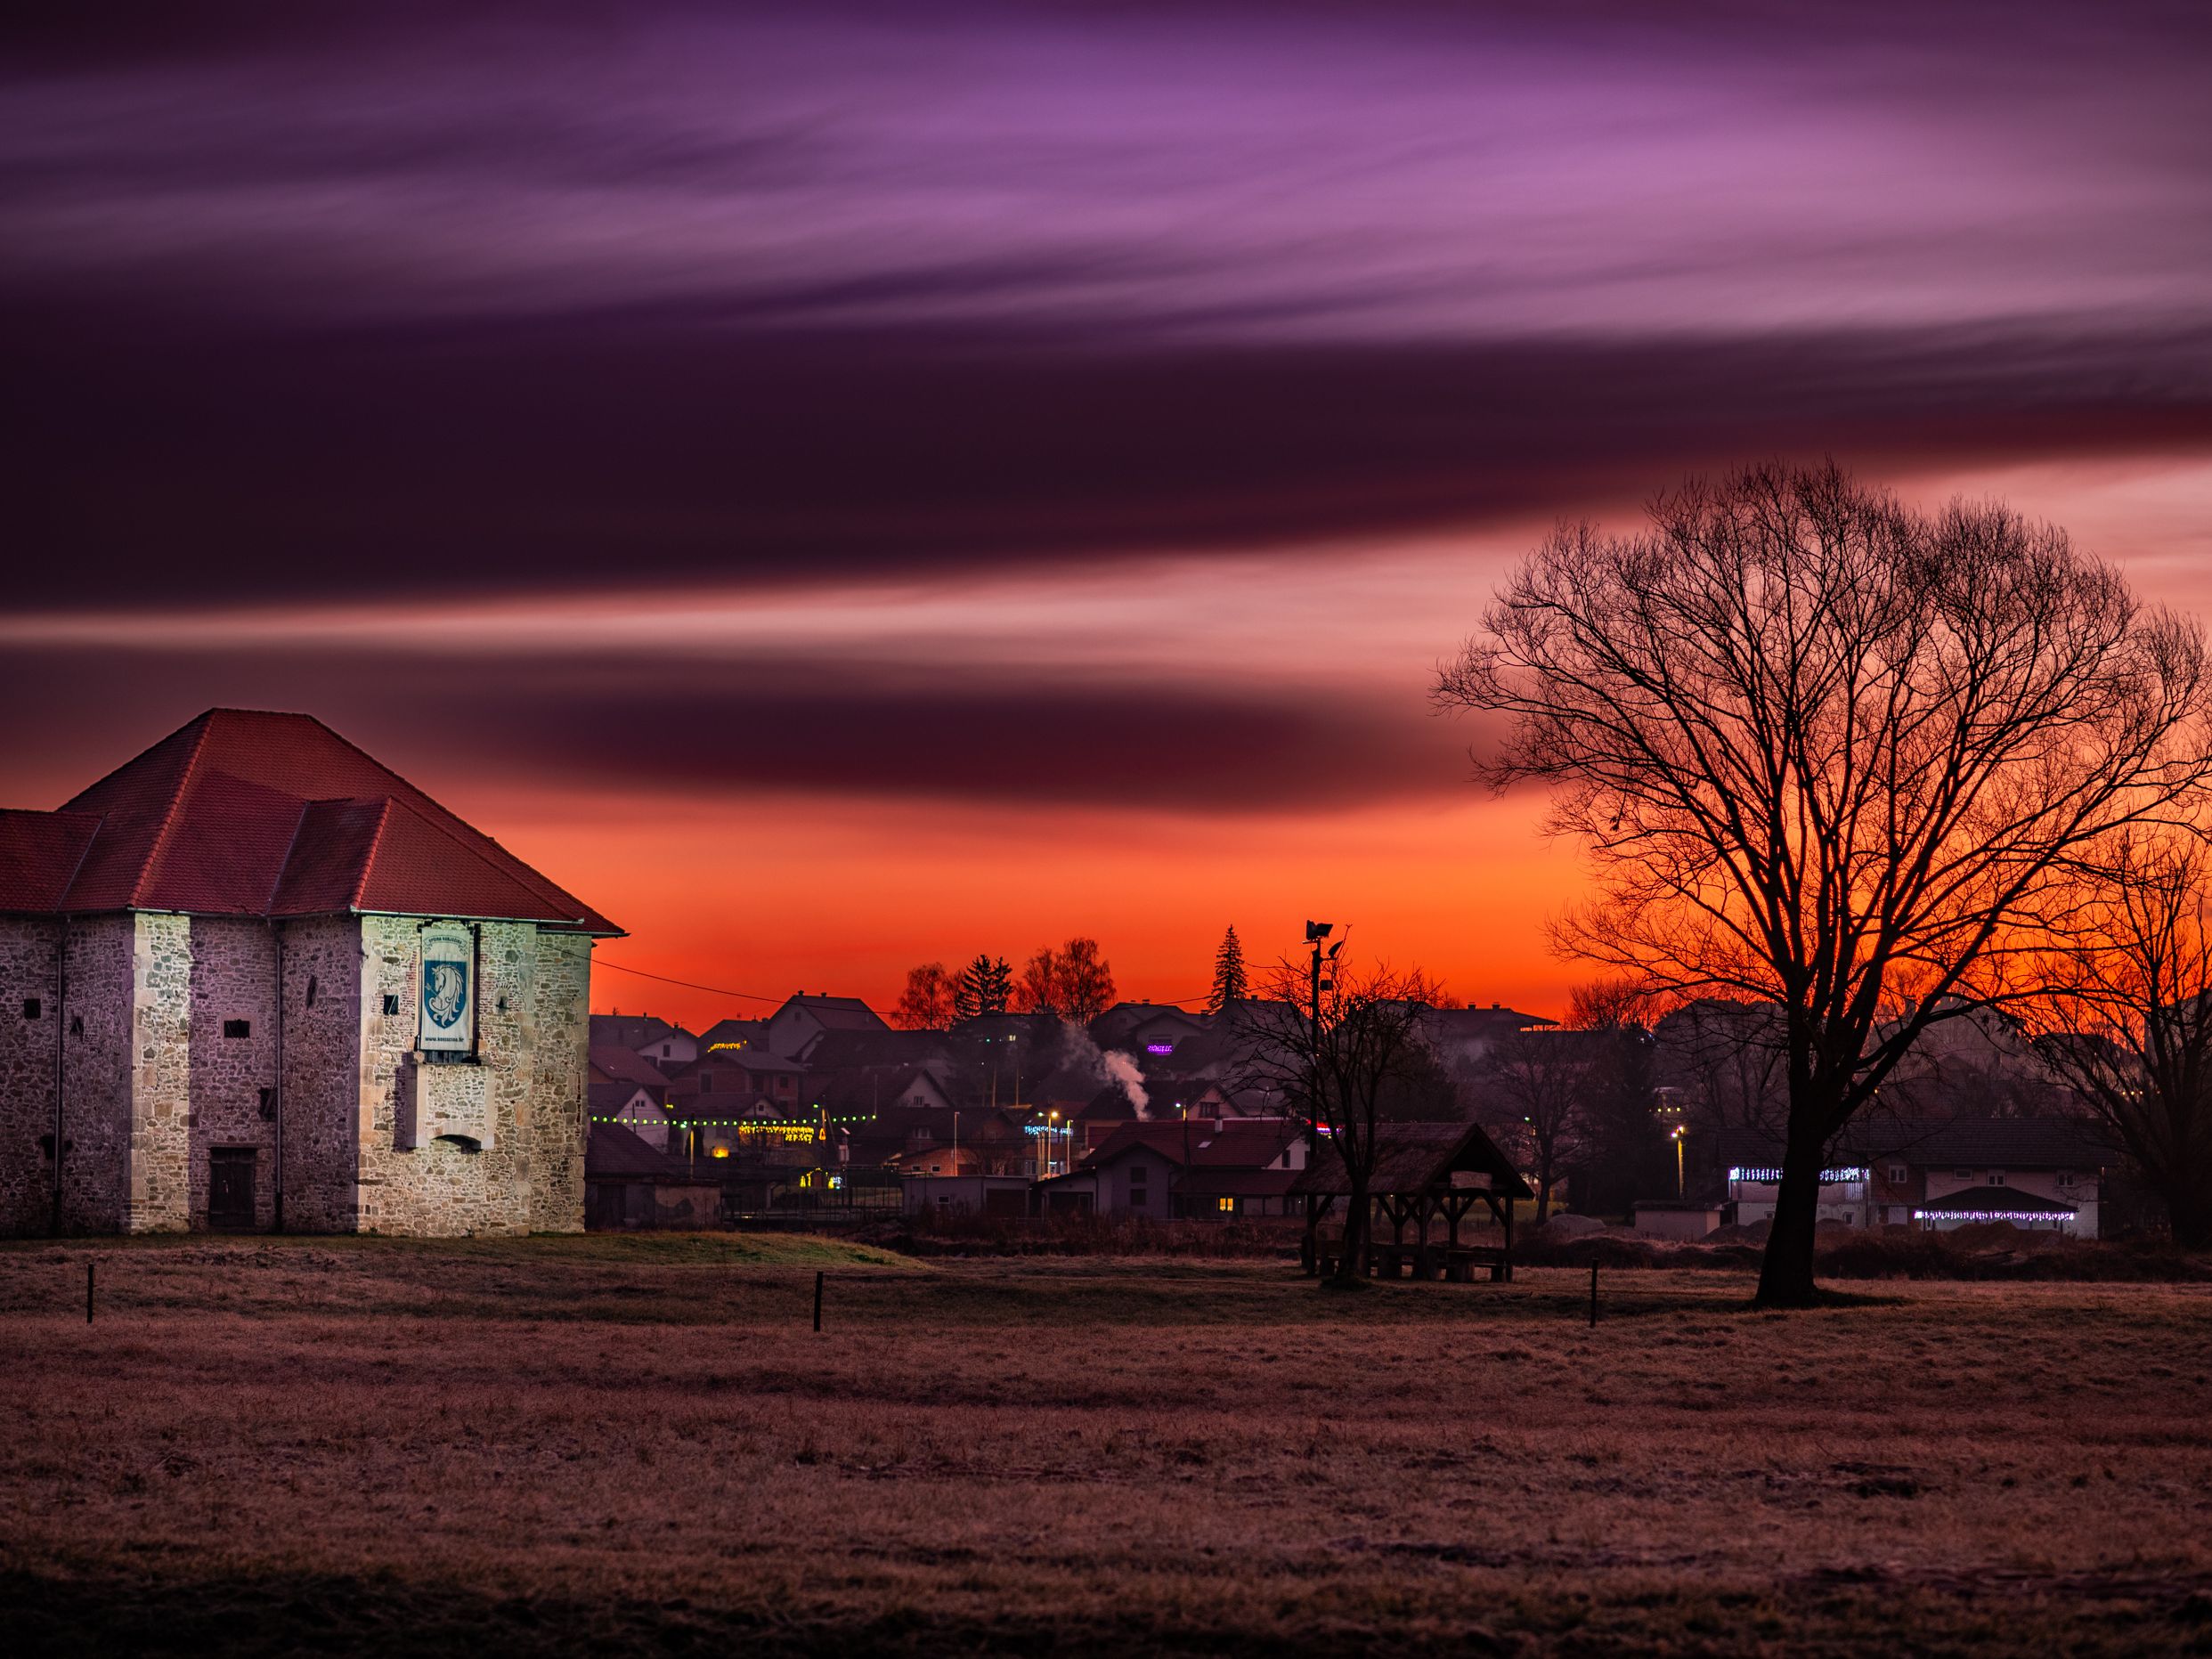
[0,709,620,1237]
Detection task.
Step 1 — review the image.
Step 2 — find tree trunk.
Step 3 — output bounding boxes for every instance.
[1534,1148,1553,1223]
[2163,1180,2212,1250]
[1755,1130,1827,1307]
[1330,1173,1371,1287]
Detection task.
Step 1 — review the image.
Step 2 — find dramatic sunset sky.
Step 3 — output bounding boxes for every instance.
[6,2,2210,1029]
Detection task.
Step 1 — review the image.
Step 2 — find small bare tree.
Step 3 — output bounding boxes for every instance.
[892,962,956,1029]
[2029,834,2212,1247]
[1478,1024,1587,1222]
[1437,460,2212,1305]
[1239,961,1443,1286]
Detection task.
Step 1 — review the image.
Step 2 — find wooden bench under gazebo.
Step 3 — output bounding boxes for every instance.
[1291,1120,1534,1283]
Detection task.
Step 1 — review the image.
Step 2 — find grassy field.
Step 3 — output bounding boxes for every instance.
[4,1237,2211,1655]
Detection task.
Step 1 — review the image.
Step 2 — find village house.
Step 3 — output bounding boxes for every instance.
[671,1048,808,1115]
[584,1122,724,1231]
[764,993,889,1061]
[0,709,617,1237]
[590,1012,700,1071]
[589,1045,674,1150]
[695,1016,769,1054]
[1089,1000,1209,1057]
[1037,1118,1308,1219]
[1718,1118,2116,1237]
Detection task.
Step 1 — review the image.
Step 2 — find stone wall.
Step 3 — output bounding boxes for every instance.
[2,909,590,1237]
[528,931,592,1232]
[186,917,278,1230]
[280,915,362,1232]
[58,918,136,1232]
[0,918,63,1234]
[356,916,591,1236]
[126,913,192,1232]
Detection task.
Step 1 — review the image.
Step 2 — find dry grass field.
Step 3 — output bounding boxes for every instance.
[4,1236,2211,1656]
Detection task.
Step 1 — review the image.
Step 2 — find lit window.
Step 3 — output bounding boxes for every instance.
[1216,1196,1235,1213]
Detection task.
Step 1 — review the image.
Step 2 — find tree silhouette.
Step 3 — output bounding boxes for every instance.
[1237,958,1444,1285]
[892,962,956,1029]
[2029,833,2212,1247]
[954,955,1012,1022]
[1437,460,2212,1305]
[1015,938,1117,1022]
[1208,925,1249,1015]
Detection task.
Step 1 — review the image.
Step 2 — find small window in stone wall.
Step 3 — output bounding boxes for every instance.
[305,975,318,1009]
[222,1019,251,1039]
[383,994,401,1016]
[69,1015,83,1037]
[22,998,39,1020]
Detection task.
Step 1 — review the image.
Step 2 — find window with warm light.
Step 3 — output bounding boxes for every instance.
[1216,1196,1234,1213]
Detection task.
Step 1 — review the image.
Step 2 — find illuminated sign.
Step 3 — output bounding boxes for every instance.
[1145,1043,1175,1054]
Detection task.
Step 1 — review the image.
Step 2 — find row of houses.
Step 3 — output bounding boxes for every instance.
[585,1000,2125,1239]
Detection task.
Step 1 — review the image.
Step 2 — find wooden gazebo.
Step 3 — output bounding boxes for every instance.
[1291,1120,1535,1282]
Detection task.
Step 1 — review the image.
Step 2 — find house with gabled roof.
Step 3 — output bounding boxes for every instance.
[764,993,889,1060]
[590,1012,699,1069]
[590,1046,674,1151]
[695,1016,770,1055]
[1037,1118,1309,1219]
[0,709,618,1237]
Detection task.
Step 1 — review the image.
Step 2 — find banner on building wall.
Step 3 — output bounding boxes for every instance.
[418,924,476,1053]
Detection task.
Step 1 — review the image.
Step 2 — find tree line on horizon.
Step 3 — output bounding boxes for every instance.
[890,925,1256,1031]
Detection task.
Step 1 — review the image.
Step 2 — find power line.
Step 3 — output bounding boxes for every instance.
[599,956,1220,1012]
[593,958,785,1004]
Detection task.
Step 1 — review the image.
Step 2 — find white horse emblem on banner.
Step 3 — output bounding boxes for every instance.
[424,961,468,1029]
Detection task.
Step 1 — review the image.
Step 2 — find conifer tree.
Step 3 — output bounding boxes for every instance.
[1207,924,1248,1015]
[956,954,1013,1021]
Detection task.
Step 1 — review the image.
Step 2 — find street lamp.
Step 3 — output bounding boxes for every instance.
[1671,1123,1686,1197]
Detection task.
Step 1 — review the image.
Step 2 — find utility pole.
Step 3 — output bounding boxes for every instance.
[1305,919,1346,1255]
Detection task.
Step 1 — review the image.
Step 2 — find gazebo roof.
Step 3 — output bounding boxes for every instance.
[1289,1119,1533,1200]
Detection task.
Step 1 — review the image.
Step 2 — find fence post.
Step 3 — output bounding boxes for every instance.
[86,1261,94,1324]
[1588,1261,1598,1327]
[812,1270,824,1334]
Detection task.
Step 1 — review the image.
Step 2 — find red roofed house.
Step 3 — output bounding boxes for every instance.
[1037,1118,1308,1219]
[0,709,620,1237]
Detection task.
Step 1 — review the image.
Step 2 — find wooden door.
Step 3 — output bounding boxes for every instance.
[208,1149,256,1232]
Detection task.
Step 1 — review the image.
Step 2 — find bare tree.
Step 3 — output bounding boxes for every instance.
[1651,998,1790,1181]
[1564,980,1669,1215]
[2028,833,2212,1246]
[1239,960,1444,1286]
[892,962,956,1029]
[1437,460,2212,1305]
[1016,938,1117,1023]
[1478,1024,1587,1223]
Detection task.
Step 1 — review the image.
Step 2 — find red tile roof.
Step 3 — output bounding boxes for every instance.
[0,809,101,913]
[2,709,618,932]
[589,1046,671,1090]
